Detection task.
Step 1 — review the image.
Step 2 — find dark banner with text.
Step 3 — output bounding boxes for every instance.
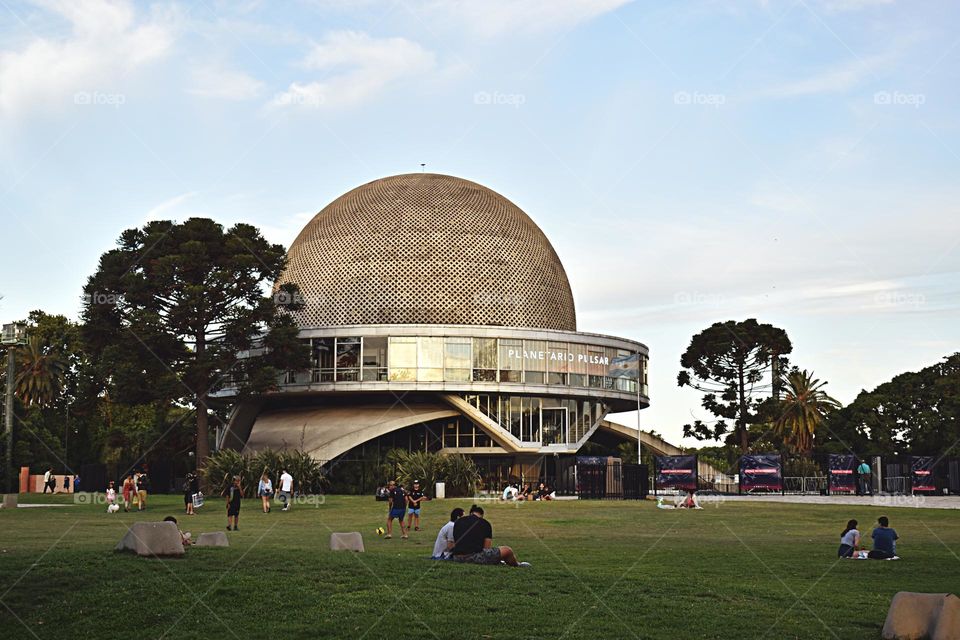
[740,454,782,492]
[828,454,857,493]
[654,455,697,491]
[911,456,936,492]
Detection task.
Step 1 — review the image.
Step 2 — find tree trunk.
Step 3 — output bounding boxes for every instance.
[738,363,749,452]
[195,331,209,474]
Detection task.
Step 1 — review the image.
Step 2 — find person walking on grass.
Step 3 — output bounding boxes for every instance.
[385,479,407,539]
[258,472,274,513]
[406,480,427,532]
[277,468,294,512]
[43,468,54,493]
[136,471,151,511]
[223,475,243,531]
[183,472,199,515]
[122,474,135,512]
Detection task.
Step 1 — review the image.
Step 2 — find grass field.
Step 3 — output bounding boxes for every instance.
[1,494,958,639]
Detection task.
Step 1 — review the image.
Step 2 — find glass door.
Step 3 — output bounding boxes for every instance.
[541,408,567,446]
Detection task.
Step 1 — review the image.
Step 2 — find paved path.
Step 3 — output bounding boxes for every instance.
[693,493,960,510]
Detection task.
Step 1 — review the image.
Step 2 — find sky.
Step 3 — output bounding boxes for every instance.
[1,0,958,447]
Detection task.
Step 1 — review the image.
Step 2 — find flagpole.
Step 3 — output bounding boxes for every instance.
[636,351,642,465]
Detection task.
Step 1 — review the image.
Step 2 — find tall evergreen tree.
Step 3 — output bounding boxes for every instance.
[82,218,309,471]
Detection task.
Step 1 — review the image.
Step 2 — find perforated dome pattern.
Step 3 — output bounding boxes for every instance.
[278,173,576,331]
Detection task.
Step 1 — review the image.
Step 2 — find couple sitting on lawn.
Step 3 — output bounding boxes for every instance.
[837,516,900,559]
[431,505,530,567]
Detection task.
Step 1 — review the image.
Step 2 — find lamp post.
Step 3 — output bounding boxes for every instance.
[2,322,26,494]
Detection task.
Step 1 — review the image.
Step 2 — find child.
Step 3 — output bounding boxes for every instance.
[163,516,192,547]
[838,519,860,558]
[406,480,427,532]
[222,475,244,531]
[106,481,117,508]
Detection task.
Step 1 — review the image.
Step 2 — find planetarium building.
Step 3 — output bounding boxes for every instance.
[221,173,648,483]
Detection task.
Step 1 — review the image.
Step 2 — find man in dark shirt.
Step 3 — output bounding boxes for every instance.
[385,480,408,539]
[869,515,899,559]
[222,475,244,531]
[451,505,526,566]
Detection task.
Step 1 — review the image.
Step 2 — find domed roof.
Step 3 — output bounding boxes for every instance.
[278,173,576,331]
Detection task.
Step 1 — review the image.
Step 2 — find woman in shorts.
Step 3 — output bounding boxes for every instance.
[257,472,274,513]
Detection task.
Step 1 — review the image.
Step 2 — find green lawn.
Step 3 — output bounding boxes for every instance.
[1,494,958,639]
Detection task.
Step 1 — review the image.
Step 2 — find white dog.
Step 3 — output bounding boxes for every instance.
[107,503,120,513]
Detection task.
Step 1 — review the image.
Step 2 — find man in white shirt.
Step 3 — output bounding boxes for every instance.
[431,508,464,559]
[43,468,54,493]
[502,484,518,501]
[278,469,294,511]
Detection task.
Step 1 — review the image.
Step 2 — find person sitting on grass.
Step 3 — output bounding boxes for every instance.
[535,483,553,501]
[868,516,899,559]
[432,507,464,560]
[406,480,427,532]
[677,489,702,509]
[164,516,192,547]
[518,483,532,501]
[502,483,519,501]
[838,519,860,558]
[222,475,244,531]
[451,504,529,567]
[384,479,408,539]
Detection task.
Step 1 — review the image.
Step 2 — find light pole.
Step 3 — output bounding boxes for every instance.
[2,322,26,494]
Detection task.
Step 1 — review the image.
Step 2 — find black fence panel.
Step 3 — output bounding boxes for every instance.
[623,464,648,500]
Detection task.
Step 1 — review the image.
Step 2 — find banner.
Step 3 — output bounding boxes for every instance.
[911,456,936,492]
[740,453,782,492]
[828,454,857,494]
[654,455,697,491]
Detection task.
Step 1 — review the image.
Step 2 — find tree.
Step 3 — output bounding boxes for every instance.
[15,336,67,407]
[820,353,960,456]
[678,319,792,451]
[82,218,309,472]
[775,369,841,455]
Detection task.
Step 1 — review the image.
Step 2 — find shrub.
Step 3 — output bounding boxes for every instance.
[203,448,327,496]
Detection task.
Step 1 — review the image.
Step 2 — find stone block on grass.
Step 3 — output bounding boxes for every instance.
[1,494,17,509]
[882,592,960,640]
[195,532,229,547]
[115,522,184,557]
[330,532,364,552]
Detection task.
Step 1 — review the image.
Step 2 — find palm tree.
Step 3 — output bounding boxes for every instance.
[15,336,67,407]
[775,369,841,455]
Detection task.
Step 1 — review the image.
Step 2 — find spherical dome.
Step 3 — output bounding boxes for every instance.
[278,173,576,331]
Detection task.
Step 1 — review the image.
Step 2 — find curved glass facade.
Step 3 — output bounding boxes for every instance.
[289,335,648,395]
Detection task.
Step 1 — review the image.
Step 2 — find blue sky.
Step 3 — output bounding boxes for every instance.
[1,0,958,446]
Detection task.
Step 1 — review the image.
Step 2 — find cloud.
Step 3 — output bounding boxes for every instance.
[756,54,890,98]
[143,191,197,224]
[270,30,435,110]
[816,0,895,12]
[188,64,263,100]
[419,0,634,38]
[0,0,174,118]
